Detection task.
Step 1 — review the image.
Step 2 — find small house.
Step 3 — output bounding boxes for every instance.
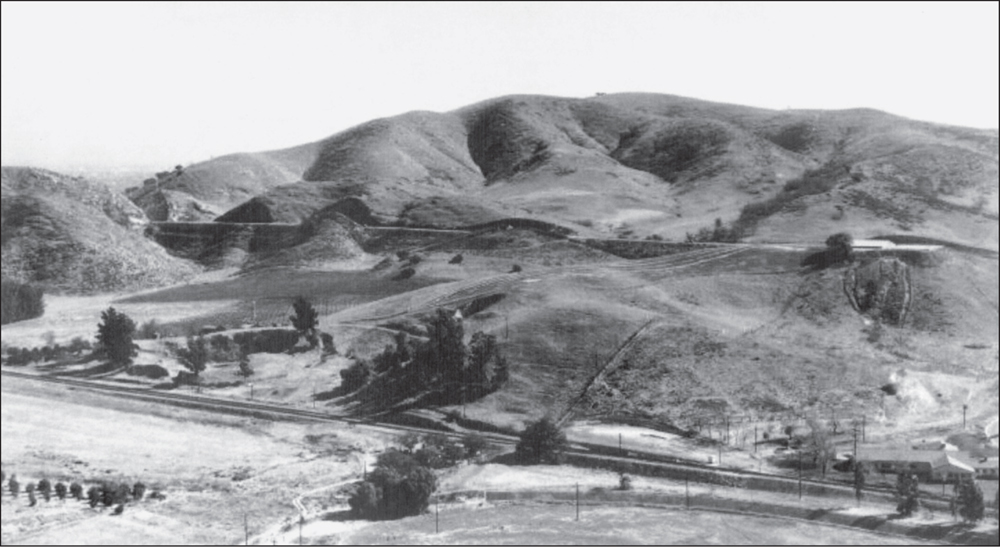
[857,449,975,483]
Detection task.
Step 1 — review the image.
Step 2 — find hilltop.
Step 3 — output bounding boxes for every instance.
[125,141,321,221]
[145,93,997,250]
[1,167,198,293]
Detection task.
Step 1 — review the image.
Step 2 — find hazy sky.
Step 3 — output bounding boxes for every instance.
[2,2,998,171]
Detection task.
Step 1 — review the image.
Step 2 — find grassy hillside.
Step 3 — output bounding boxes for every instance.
[174,93,996,252]
[2,167,198,294]
[125,141,321,221]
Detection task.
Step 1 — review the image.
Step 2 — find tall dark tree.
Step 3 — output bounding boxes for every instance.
[349,450,438,520]
[895,473,920,518]
[953,476,985,524]
[467,332,508,397]
[825,232,855,264]
[413,309,466,387]
[178,336,209,376]
[87,486,101,508]
[55,482,68,501]
[290,297,319,348]
[38,479,51,502]
[853,461,867,505]
[516,418,568,465]
[237,351,254,380]
[9,475,20,498]
[96,307,137,368]
[70,482,83,501]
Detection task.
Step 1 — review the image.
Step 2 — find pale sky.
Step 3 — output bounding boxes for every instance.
[2,2,998,171]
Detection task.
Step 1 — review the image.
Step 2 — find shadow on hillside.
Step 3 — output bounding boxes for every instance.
[56,362,123,378]
[321,510,355,523]
[850,515,887,530]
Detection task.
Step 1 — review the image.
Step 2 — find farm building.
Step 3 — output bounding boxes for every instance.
[960,455,1000,480]
[857,449,975,483]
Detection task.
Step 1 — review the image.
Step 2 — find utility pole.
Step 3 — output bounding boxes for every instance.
[299,515,304,546]
[244,513,249,546]
[862,415,866,443]
[963,405,968,430]
[685,477,690,510]
[754,425,758,454]
[619,433,623,456]
[435,495,439,534]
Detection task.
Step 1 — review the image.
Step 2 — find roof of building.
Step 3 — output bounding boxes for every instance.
[857,449,946,466]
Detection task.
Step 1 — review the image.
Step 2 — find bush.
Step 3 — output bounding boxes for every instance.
[38,479,51,502]
[96,307,137,367]
[237,353,255,380]
[510,264,523,273]
[133,482,147,501]
[70,482,83,500]
[516,418,567,465]
[232,330,300,354]
[463,433,489,459]
[350,462,437,520]
[136,320,161,340]
[290,297,319,345]
[619,474,633,491]
[68,337,92,355]
[55,482,68,501]
[395,267,416,281]
[449,254,464,265]
[9,475,20,498]
[321,332,336,356]
[1,280,45,325]
[952,476,985,523]
[87,486,101,508]
[895,473,920,518]
[340,361,372,393]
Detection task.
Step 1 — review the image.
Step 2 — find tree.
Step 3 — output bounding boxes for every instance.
[853,461,867,505]
[87,487,101,508]
[953,476,985,524]
[349,451,438,520]
[237,352,254,380]
[133,482,147,501]
[412,309,466,388]
[38,479,51,502]
[825,232,855,264]
[467,332,509,397]
[28,489,37,507]
[516,418,568,465]
[340,360,371,393]
[55,482,68,501]
[463,433,488,459]
[178,336,209,376]
[9,475,19,498]
[70,482,83,501]
[449,254,464,265]
[290,297,319,348]
[96,307,137,368]
[895,473,920,518]
[321,332,336,356]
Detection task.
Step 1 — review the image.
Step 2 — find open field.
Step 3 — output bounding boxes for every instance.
[0,378,392,546]
[327,504,940,546]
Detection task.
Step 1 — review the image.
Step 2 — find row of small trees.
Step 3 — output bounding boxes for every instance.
[2,471,158,512]
[892,471,995,524]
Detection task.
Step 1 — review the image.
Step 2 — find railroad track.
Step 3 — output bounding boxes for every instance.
[0,368,922,506]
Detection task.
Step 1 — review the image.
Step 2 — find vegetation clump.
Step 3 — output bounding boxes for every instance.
[349,450,438,520]
[96,307,137,368]
[1,280,45,325]
[515,418,568,465]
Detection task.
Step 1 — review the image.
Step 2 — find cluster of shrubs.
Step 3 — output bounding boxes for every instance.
[1,280,45,326]
[685,218,743,244]
[2,469,162,515]
[343,310,509,409]
[3,338,93,366]
[348,433,488,521]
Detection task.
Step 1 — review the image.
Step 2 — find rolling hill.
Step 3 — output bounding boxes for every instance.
[125,141,321,221]
[148,93,997,250]
[1,167,199,293]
